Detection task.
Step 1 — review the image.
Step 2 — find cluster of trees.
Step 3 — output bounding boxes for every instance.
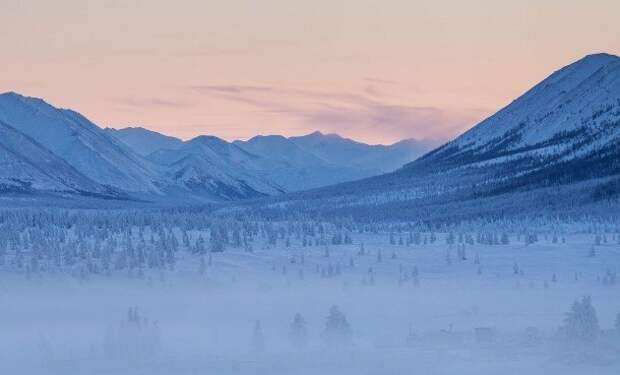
[254,305,352,351]
[97,298,619,360]
[0,210,364,278]
[103,307,161,360]
[563,296,601,342]
[561,296,620,343]
[0,208,618,285]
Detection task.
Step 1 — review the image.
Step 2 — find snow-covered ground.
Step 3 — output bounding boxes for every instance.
[1,229,619,375]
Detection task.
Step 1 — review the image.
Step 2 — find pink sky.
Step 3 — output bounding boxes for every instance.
[1,0,619,144]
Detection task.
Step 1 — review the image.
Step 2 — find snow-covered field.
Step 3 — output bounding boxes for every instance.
[2,227,619,375]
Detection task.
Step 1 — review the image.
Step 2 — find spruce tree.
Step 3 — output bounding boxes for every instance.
[290,313,308,348]
[324,305,352,346]
[564,296,600,342]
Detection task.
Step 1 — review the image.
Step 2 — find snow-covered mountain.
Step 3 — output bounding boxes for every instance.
[418,53,620,172]
[107,127,436,192]
[105,127,287,199]
[233,135,383,190]
[105,127,184,157]
[144,133,374,194]
[407,53,620,193]
[290,131,438,173]
[260,53,620,218]
[0,119,113,196]
[235,135,327,169]
[0,92,431,202]
[148,136,283,199]
[0,92,161,194]
[0,93,277,201]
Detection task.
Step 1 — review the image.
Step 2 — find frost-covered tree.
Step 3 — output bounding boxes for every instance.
[252,320,265,352]
[446,232,455,245]
[289,313,308,348]
[358,243,365,256]
[324,305,352,346]
[194,235,206,255]
[210,231,225,253]
[563,296,600,342]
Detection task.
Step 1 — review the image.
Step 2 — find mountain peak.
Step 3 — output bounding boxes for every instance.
[246,134,289,143]
[0,92,70,118]
[303,130,344,140]
[110,126,151,133]
[566,52,620,74]
[189,135,228,146]
[578,52,619,63]
[0,91,23,98]
[0,91,46,105]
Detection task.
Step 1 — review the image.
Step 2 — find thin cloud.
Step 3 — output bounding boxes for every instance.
[192,85,376,106]
[190,84,486,141]
[117,97,188,108]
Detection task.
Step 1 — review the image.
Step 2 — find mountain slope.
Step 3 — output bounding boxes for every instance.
[148,136,283,199]
[0,93,278,201]
[250,53,620,219]
[0,93,161,194]
[233,135,377,190]
[0,120,113,196]
[410,53,620,188]
[234,133,438,190]
[290,131,437,173]
[235,135,328,169]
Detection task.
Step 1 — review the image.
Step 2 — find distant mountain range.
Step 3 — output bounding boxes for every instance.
[256,53,620,219]
[0,92,436,202]
[107,127,437,192]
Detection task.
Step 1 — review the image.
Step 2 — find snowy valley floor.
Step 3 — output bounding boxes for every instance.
[1,232,620,374]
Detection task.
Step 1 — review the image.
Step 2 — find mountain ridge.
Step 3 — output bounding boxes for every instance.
[111,127,437,191]
[0,91,434,202]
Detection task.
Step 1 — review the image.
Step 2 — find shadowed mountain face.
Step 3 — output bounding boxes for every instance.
[254,53,620,219]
